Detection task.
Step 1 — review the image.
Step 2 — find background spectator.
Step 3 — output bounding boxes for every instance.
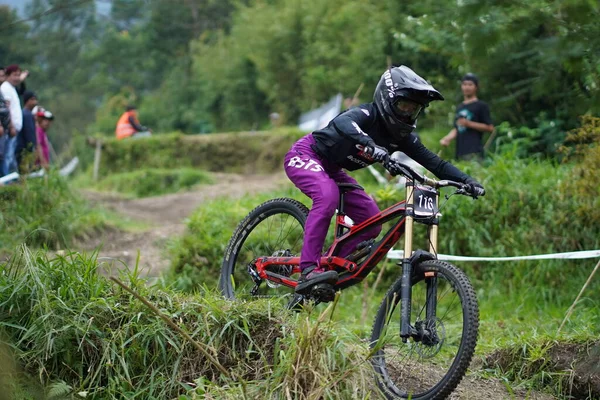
[16,90,38,172]
[0,88,11,176]
[0,66,28,96]
[440,73,494,160]
[115,105,151,140]
[1,64,23,175]
[36,109,53,170]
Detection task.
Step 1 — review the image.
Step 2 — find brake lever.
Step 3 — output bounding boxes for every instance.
[456,188,478,199]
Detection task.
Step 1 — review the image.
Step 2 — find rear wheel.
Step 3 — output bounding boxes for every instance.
[219,198,308,300]
[370,260,479,399]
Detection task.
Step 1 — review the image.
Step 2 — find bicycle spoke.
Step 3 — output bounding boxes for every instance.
[228,206,305,299]
[370,263,477,399]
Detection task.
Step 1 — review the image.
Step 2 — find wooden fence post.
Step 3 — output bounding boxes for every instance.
[93,139,102,182]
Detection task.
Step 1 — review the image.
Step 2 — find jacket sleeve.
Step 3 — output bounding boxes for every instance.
[128,115,146,131]
[400,134,476,183]
[330,107,377,147]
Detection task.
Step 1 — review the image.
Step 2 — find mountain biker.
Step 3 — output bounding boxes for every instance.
[284,65,485,295]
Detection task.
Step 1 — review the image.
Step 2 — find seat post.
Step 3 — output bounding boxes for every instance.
[336,190,346,237]
[338,191,346,215]
[335,182,363,237]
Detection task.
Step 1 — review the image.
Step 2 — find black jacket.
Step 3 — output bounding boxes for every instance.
[312,103,474,183]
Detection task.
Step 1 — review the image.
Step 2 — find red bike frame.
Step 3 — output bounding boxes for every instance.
[253,198,408,291]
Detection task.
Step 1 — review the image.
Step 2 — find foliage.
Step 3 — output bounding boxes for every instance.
[94,128,303,175]
[0,248,375,399]
[0,173,109,251]
[491,114,567,159]
[559,115,600,223]
[3,0,597,155]
[430,155,599,257]
[92,168,213,198]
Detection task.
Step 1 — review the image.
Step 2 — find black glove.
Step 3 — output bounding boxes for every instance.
[384,160,402,177]
[465,180,485,198]
[365,143,389,162]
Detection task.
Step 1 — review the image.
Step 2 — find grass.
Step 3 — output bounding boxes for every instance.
[0,173,113,252]
[482,336,600,398]
[89,129,305,176]
[91,167,213,198]
[0,247,379,400]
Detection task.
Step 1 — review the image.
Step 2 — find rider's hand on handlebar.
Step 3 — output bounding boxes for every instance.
[365,143,389,163]
[464,181,485,198]
[383,160,402,177]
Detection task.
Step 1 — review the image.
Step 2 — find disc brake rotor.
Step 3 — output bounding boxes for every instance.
[414,317,446,359]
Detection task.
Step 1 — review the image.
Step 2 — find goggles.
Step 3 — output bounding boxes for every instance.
[392,99,423,122]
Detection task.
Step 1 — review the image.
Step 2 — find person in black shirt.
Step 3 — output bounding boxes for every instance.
[16,90,38,172]
[284,66,485,294]
[440,73,494,160]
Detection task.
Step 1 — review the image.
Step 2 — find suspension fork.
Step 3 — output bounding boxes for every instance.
[400,186,439,340]
[426,219,439,323]
[400,183,415,340]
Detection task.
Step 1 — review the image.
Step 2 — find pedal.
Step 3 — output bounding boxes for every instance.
[309,283,336,303]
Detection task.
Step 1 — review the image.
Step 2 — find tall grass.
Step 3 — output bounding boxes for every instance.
[0,173,110,251]
[0,247,378,399]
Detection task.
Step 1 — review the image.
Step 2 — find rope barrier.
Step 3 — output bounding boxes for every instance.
[387,249,600,261]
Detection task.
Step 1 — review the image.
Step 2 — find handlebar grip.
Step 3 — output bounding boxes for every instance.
[473,186,486,197]
[437,180,465,189]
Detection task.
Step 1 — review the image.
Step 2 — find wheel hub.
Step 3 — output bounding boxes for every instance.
[413,317,446,358]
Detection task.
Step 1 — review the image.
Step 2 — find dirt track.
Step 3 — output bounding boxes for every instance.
[79,172,288,277]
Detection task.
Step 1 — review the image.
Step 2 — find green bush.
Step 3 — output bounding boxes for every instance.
[0,248,374,399]
[491,114,567,159]
[94,168,213,198]
[94,128,304,176]
[0,174,109,251]
[560,115,600,224]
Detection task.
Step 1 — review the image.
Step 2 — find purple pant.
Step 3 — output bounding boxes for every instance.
[284,134,382,270]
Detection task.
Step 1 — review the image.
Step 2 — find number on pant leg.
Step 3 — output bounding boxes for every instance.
[288,156,306,168]
[288,156,324,172]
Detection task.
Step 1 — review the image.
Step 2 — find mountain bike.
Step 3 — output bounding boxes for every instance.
[219,159,482,399]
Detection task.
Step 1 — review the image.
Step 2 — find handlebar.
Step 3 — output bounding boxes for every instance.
[383,158,484,198]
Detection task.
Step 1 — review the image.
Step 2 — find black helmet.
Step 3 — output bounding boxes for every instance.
[373,65,444,140]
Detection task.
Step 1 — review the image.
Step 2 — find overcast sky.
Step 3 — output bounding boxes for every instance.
[0,0,111,17]
[0,0,28,16]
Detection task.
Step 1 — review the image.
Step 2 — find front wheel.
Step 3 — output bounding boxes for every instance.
[370,260,479,399]
[219,198,308,300]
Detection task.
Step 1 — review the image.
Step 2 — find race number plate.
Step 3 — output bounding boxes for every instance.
[413,185,438,217]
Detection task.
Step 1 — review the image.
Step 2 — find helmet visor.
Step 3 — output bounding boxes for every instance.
[392,99,423,122]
